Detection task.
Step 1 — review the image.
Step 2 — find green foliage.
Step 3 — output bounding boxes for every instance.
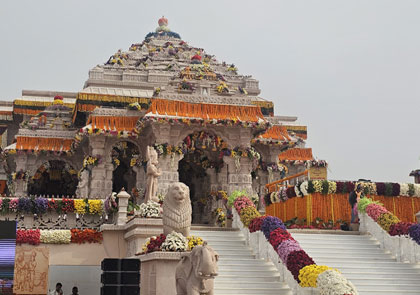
[228,190,247,207]
[321,180,329,194]
[408,183,415,196]
[307,180,315,194]
[357,197,382,213]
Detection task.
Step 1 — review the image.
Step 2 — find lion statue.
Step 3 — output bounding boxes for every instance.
[175,242,219,295]
[162,182,192,237]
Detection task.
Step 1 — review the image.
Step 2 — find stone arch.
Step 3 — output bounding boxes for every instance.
[27,160,78,196]
[175,126,232,149]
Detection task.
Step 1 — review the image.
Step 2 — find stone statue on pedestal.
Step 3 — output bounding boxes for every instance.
[76,169,89,198]
[162,182,192,237]
[175,242,219,295]
[145,146,161,203]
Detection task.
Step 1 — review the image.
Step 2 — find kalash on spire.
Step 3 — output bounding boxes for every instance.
[143,16,181,39]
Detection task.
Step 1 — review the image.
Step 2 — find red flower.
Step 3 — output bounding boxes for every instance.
[70,229,103,244]
[269,228,294,249]
[286,250,315,282]
[389,222,414,236]
[248,216,267,233]
[146,234,166,253]
[62,199,75,213]
[16,229,40,245]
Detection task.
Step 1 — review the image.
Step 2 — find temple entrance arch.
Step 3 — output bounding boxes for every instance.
[111,141,142,194]
[27,160,78,196]
[177,131,227,224]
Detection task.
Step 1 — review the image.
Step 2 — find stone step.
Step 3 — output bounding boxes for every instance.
[350,278,420,286]
[215,249,254,255]
[217,258,268,265]
[218,253,256,259]
[218,270,280,276]
[357,290,420,295]
[214,287,292,295]
[217,264,276,271]
[307,254,395,261]
[215,281,287,289]
[339,266,420,273]
[291,233,372,240]
[354,283,420,291]
[296,242,381,250]
[205,241,247,246]
[216,275,280,282]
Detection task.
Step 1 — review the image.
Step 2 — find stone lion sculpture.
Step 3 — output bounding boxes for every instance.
[175,242,219,295]
[162,182,192,237]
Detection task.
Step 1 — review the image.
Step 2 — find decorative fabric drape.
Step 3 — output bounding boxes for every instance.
[88,116,140,132]
[278,148,313,161]
[16,137,74,152]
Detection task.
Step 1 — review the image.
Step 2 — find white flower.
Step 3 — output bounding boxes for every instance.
[40,230,71,244]
[400,183,410,196]
[161,231,188,252]
[300,181,309,196]
[414,184,420,197]
[294,184,303,197]
[328,181,337,194]
[317,269,358,295]
[313,180,323,193]
[136,201,161,218]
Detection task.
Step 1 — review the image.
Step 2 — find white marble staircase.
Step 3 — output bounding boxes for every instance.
[190,229,292,295]
[292,233,420,295]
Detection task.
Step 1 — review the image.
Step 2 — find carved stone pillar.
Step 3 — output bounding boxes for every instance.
[14,154,28,197]
[223,156,253,195]
[89,136,107,198]
[157,154,184,196]
[117,189,130,225]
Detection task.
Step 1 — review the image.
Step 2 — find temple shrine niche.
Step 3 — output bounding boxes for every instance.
[0,17,313,222]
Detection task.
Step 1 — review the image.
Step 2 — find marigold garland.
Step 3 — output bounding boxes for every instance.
[74,199,87,214]
[88,200,103,215]
[299,265,333,287]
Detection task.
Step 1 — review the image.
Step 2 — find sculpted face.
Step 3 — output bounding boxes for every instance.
[170,183,189,204]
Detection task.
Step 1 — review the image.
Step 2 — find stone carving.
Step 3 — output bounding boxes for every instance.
[162,182,192,237]
[145,146,162,202]
[76,169,90,198]
[175,242,219,295]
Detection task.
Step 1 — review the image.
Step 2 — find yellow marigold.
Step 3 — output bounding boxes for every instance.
[187,235,204,251]
[299,265,333,287]
[377,212,400,232]
[74,199,87,215]
[240,206,261,227]
[88,200,103,215]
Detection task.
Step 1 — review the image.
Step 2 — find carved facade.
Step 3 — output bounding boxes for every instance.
[0,18,313,223]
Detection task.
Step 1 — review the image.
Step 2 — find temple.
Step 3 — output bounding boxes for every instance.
[1,17,313,221]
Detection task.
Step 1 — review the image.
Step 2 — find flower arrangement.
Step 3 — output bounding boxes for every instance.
[70,229,103,244]
[161,231,188,252]
[305,160,328,168]
[212,208,226,227]
[248,216,267,233]
[17,229,40,245]
[216,81,229,93]
[277,239,302,264]
[9,198,18,212]
[104,193,118,215]
[228,190,247,207]
[261,216,286,239]
[298,265,333,287]
[40,230,71,244]
[153,143,183,157]
[376,212,400,232]
[408,224,420,245]
[389,222,414,236]
[74,199,87,215]
[365,204,389,221]
[239,206,260,227]
[136,201,161,218]
[269,228,293,249]
[316,269,358,295]
[142,234,167,254]
[82,155,100,170]
[233,196,255,214]
[187,235,203,250]
[286,250,315,282]
[88,200,103,215]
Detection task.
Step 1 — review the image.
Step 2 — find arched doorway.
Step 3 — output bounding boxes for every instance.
[178,131,226,224]
[28,160,78,196]
[111,141,141,194]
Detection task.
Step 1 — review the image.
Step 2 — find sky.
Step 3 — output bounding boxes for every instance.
[1,0,419,182]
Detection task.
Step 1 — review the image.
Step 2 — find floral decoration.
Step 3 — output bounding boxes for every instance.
[316,269,358,295]
[187,236,203,250]
[268,228,294,249]
[142,234,166,254]
[286,250,315,282]
[70,229,103,244]
[40,230,71,244]
[389,222,414,236]
[365,204,389,221]
[261,216,286,239]
[234,196,255,214]
[212,208,226,227]
[136,201,161,218]
[17,229,40,245]
[104,193,118,215]
[298,265,333,287]
[239,206,260,227]
[161,231,188,252]
[88,200,103,215]
[408,224,420,245]
[74,199,87,215]
[228,190,247,207]
[277,239,302,264]
[248,216,267,233]
[377,213,400,232]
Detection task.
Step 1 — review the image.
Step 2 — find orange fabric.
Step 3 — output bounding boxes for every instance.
[259,125,291,141]
[16,137,73,152]
[278,148,313,161]
[88,116,140,132]
[266,193,420,224]
[0,180,6,193]
[77,104,98,112]
[149,99,264,122]
[13,108,42,116]
[0,111,12,116]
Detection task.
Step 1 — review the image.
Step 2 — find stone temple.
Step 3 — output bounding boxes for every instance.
[0,17,313,223]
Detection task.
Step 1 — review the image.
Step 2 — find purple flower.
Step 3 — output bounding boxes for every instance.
[261,216,286,239]
[277,239,302,263]
[33,198,48,215]
[18,197,33,214]
[409,224,420,245]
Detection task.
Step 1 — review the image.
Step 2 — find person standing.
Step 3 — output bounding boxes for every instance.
[49,283,63,295]
[349,184,363,225]
[70,286,79,295]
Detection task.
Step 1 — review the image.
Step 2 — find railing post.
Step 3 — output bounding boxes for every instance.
[116,188,130,225]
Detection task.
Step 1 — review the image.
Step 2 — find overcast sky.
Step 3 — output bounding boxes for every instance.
[1,0,419,182]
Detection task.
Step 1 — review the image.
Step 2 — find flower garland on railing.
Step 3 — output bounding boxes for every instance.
[235,195,357,293]
[16,229,102,245]
[267,180,420,205]
[135,201,161,218]
[0,197,104,216]
[358,198,419,245]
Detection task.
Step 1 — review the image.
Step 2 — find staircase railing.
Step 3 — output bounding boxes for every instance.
[265,170,308,193]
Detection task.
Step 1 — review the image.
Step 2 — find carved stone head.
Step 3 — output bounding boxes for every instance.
[168,182,189,205]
